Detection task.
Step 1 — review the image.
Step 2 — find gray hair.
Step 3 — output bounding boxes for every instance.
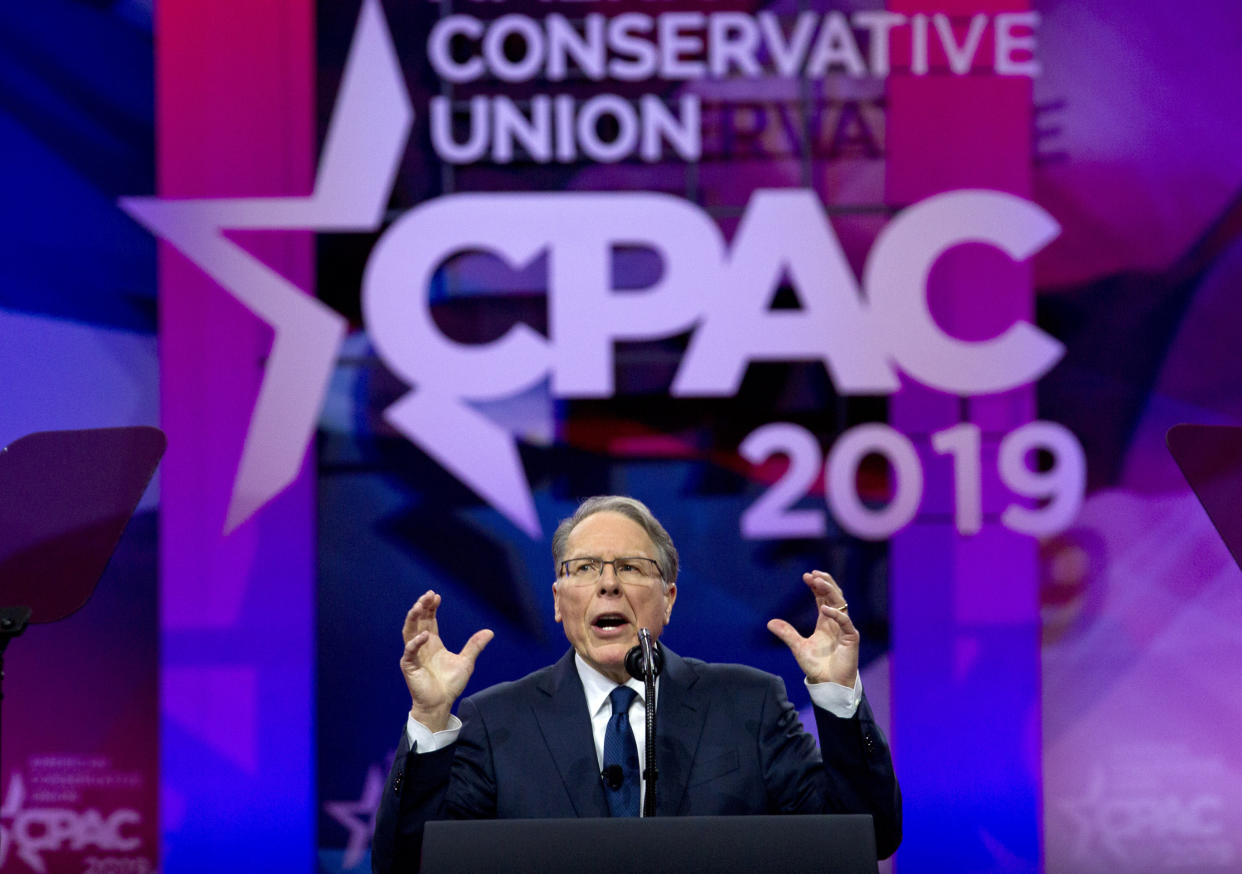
[551,496,679,587]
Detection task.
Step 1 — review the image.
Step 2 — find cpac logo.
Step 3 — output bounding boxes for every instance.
[365,188,1061,535]
[0,775,142,874]
[121,0,1062,537]
[1058,769,1232,868]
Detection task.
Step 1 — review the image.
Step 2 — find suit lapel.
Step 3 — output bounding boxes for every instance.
[532,650,610,817]
[652,647,708,816]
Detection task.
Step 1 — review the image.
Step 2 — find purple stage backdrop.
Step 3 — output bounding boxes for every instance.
[4,0,1242,872]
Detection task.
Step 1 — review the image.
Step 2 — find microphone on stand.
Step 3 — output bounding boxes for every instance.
[625,630,664,680]
[626,628,661,817]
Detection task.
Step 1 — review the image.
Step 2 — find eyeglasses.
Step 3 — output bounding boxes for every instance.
[558,556,664,587]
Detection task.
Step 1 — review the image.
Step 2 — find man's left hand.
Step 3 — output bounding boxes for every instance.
[767,570,859,688]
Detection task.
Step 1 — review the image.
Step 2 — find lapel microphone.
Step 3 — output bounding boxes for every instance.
[600,764,624,790]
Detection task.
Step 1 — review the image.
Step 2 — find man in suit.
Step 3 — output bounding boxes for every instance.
[371,496,901,871]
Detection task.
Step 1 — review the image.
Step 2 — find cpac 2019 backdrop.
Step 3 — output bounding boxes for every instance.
[3,1,1241,872]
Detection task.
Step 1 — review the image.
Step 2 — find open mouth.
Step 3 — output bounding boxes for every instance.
[592,613,630,634]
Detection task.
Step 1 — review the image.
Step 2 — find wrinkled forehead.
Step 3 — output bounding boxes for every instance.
[563,511,657,559]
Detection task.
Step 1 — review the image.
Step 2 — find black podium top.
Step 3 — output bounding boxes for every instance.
[421,814,878,874]
[0,426,165,624]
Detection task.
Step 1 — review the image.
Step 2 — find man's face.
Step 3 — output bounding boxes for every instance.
[553,511,677,684]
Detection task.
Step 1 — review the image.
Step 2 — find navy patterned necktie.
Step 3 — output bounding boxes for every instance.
[603,685,640,817]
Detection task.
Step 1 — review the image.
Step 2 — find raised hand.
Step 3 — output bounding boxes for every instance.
[401,590,494,732]
[767,570,860,688]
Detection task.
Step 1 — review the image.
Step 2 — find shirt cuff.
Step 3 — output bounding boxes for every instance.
[805,673,863,719]
[406,713,462,753]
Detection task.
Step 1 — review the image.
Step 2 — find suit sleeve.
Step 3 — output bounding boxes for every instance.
[812,691,903,859]
[755,673,902,860]
[371,725,453,874]
[442,696,499,819]
[371,698,499,874]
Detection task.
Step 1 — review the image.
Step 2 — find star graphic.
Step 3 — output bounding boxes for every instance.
[0,774,18,872]
[0,773,45,874]
[323,764,385,870]
[119,0,412,532]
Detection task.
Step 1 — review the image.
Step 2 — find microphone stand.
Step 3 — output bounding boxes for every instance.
[626,628,662,817]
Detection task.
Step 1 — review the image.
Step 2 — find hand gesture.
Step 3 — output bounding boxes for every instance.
[767,570,859,688]
[401,590,494,732]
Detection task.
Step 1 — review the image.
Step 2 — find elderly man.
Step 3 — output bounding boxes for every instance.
[371,496,901,871]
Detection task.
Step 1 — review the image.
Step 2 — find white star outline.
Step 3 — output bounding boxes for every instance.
[120,0,412,533]
[323,764,385,870]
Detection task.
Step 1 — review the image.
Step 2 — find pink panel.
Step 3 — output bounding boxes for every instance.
[157,1,316,867]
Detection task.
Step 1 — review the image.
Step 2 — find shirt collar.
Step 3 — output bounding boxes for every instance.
[574,652,651,718]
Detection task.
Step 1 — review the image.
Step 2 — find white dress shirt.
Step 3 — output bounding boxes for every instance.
[574,654,654,811]
[406,653,864,776]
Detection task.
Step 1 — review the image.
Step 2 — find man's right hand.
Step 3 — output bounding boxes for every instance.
[401,590,494,732]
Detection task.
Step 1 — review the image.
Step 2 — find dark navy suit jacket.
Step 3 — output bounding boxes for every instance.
[371,647,901,872]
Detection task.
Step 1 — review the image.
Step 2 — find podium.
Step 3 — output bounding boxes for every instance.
[422,814,878,873]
